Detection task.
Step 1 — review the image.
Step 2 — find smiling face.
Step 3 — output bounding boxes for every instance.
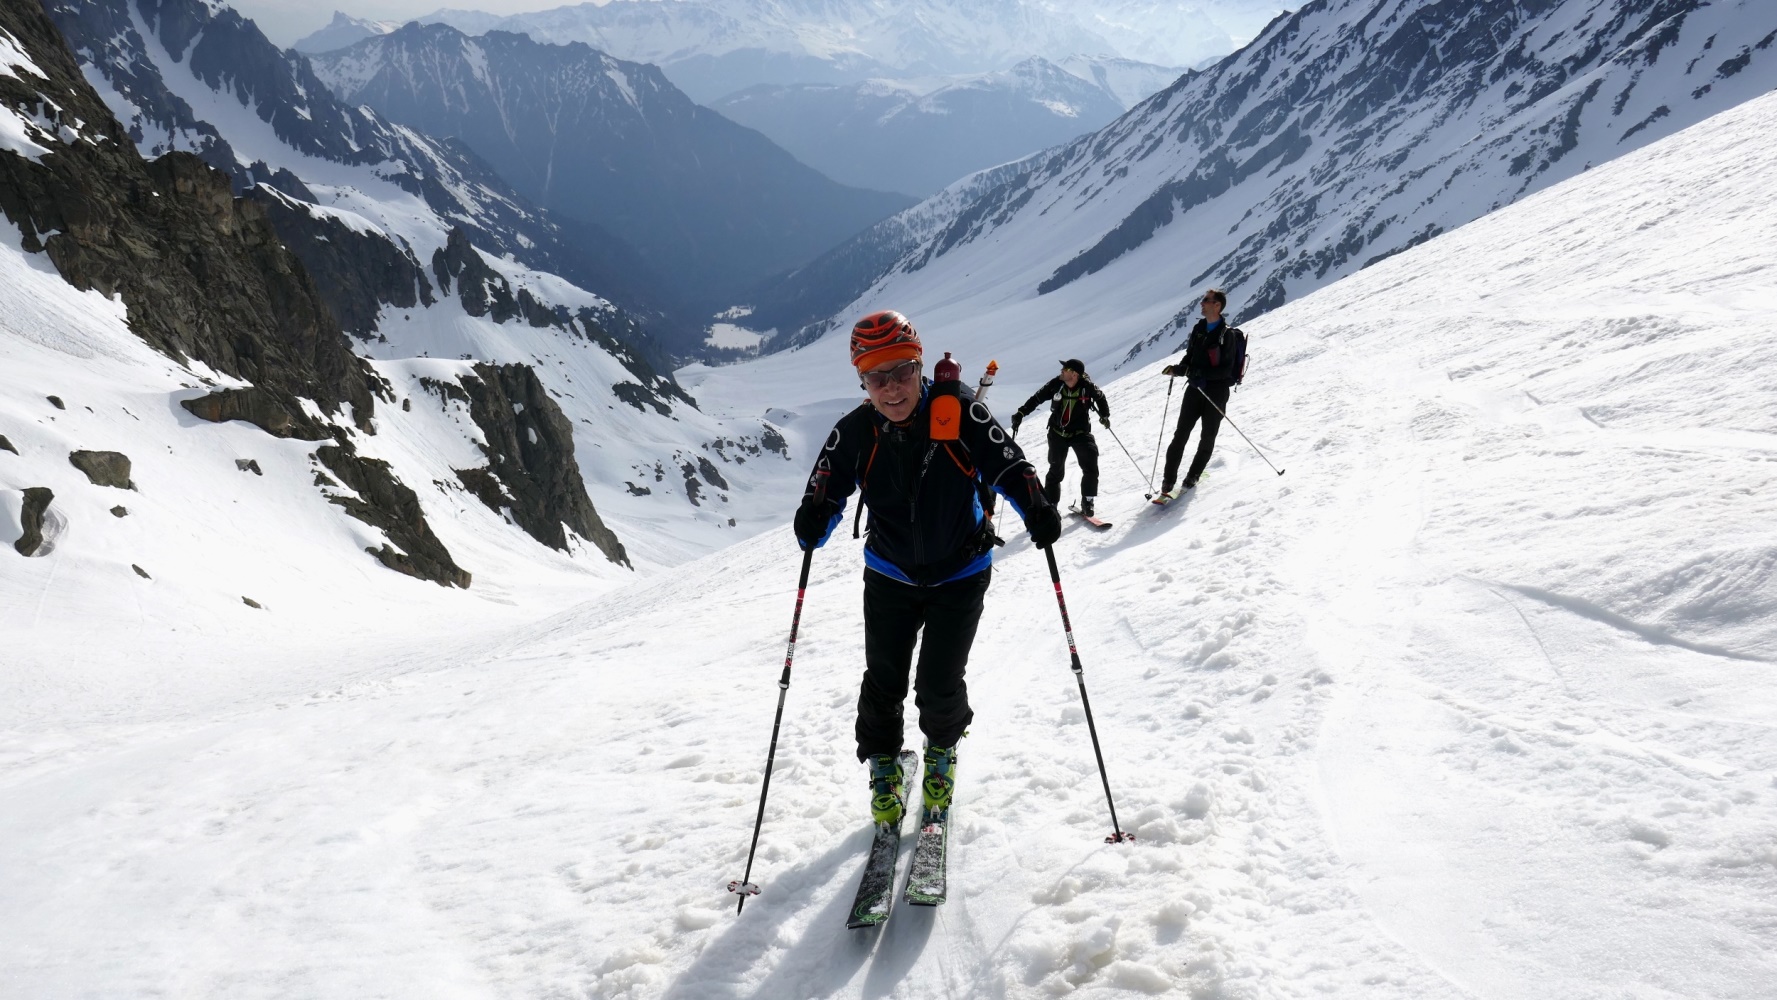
[861,358,922,423]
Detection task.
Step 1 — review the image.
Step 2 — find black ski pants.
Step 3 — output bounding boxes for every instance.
[856,567,990,761]
[1163,383,1231,488]
[1043,432,1100,505]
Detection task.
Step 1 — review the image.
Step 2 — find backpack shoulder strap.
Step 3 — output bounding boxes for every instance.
[852,419,879,539]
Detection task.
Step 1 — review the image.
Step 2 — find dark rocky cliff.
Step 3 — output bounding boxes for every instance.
[0,0,477,584]
[449,364,630,567]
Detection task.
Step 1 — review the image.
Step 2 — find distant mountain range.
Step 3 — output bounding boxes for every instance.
[710,58,1132,198]
[737,0,1777,370]
[406,0,1288,102]
[307,21,913,313]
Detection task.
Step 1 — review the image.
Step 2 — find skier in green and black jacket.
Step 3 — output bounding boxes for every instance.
[1010,359,1111,518]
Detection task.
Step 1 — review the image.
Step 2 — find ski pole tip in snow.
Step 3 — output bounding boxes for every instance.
[1105,831,1134,844]
[728,879,761,897]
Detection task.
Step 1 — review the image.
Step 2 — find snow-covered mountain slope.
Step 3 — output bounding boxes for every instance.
[307,21,914,309]
[35,0,804,561]
[7,80,1774,998]
[739,0,1777,376]
[2,0,630,628]
[290,9,404,54]
[711,57,1129,198]
[423,0,1288,103]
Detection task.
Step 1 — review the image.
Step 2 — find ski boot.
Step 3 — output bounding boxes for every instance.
[868,753,909,826]
[921,744,958,817]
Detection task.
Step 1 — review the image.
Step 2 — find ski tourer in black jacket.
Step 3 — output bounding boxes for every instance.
[1015,375,1110,438]
[799,381,1049,586]
[1171,318,1244,386]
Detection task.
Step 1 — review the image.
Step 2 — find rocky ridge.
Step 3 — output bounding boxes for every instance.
[1,0,626,580]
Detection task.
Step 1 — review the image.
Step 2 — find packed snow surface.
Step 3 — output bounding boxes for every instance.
[5,71,1777,1000]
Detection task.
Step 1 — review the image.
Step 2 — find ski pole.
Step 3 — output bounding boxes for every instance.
[1192,384,1285,476]
[1042,546,1133,844]
[1146,377,1174,498]
[729,479,827,913]
[1102,424,1149,491]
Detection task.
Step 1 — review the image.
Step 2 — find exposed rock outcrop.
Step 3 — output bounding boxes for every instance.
[0,0,470,587]
[248,185,436,338]
[14,487,53,556]
[0,434,16,454]
[179,387,330,440]
[453,363,629,567]
[68,450,135,489]
[430,228,693,417]
[313,444,471,588]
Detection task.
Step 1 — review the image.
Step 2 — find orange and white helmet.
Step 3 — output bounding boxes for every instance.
[849,310,921,370]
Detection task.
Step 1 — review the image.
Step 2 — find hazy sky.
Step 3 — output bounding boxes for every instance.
[232,1,563,47]
[236,0,1293,55]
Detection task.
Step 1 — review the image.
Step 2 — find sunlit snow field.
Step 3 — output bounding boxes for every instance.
[4,78,1776,1000]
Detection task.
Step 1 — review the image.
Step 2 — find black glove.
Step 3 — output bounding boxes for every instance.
[1010,412,1023,434]
[1098,415,1110,428]
[793,497,839,549]
[1027,502,1061,549]
[1161,365,1178,377]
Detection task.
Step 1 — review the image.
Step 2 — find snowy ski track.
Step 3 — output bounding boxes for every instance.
[5,83,1777,1000]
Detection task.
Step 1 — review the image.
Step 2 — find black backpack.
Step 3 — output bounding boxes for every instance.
[1227,327,1248,385]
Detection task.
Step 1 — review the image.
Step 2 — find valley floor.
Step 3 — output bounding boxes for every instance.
[5,79,1777,1000]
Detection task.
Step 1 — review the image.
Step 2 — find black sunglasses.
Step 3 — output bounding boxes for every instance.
[861,359,921,390]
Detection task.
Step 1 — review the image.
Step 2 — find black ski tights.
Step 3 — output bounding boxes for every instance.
[855,568,990,760]
[1043,433,1100,505]
[1163,383,1231,487]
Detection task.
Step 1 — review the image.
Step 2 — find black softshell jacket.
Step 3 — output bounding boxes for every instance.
[802,383,1043,585]
[1017,377,1110,437]
[1178,319,1243,386]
